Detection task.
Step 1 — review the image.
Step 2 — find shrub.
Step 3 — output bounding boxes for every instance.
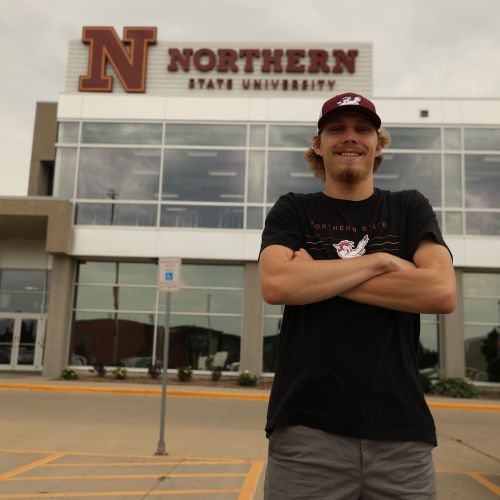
[237,370,258,387]
[111,367,127,380]
[91,361,107,377]
[61,367,78,380]
[148,363,162,380]
[211,366,222,381]
[177,365,192,382]
[431,377,478,398]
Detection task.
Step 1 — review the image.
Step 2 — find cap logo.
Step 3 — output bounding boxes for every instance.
[337,96,361,106]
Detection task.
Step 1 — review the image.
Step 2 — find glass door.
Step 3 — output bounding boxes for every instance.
[0,317,15,367]
[0,314,45,371]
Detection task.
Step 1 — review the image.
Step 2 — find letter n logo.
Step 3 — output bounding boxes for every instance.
[79,26,157,93]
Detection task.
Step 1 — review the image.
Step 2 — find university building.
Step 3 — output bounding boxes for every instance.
[1,27,499,383]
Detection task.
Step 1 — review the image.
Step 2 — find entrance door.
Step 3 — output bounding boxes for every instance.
[0,314,45,371]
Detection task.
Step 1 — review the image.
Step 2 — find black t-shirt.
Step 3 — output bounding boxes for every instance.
[260,188,450,446]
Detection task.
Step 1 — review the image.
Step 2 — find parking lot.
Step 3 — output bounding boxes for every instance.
[0,375,498,499]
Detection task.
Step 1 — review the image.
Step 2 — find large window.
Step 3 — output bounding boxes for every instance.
[54,121,500,235]
[463,273,500,382]
[70,261,244,371]
[0,270,50,314]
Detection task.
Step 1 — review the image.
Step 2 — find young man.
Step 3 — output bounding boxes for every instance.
[259,92,456,499]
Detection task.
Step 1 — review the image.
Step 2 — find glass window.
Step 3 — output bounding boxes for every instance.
[445,212,463,235]
[0,292,45,313]
[71,311,155,367]
[246,207,263,229]
[163,149,245,202]
[77,262,117,284]
[71,262,244,370]
[464,128,500,151]
[465,213,500,236]
[161,205,243,229]
[57,122,79,144]
[181,264,244,288]
[119,287,157,311]
[444,154,462,207]
[375,153,441,207]
[465,154,500,208]
[164,124,246,146]
[81,123,162,145]
[464,297,499,323]
[444,128,461,150]
[267,151,321,203]
[269,125,315,147]
[54,148,77,198]
[76,203,157,226]
[157,313,241,370]
[247,151,265,203]
[75,285,116,310]
[464,273,500,296]
[160,289,242,314]
[262,303,284,373]
[118,263,157,286]
[463,273,500,382]
[249,125,266,147]
[77,148,161,200]
[1,270,47,291]
[385,127,441,150]
[419,322,439,370]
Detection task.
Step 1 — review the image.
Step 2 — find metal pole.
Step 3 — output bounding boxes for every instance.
[155,291,171,455]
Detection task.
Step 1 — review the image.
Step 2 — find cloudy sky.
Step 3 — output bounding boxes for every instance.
[1,0,499,195]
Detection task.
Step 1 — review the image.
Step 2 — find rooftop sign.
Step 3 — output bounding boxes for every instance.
[67,27,373,97]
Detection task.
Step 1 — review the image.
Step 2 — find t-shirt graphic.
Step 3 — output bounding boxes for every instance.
[333,234,369,258]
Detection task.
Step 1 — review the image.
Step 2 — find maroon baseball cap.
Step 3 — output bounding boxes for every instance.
[317,92,381,132]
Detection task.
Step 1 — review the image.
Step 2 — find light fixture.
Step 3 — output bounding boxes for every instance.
[290,172,313,178]
[208,171,237,176]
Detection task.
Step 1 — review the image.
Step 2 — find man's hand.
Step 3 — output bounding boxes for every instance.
[291,247,416,273]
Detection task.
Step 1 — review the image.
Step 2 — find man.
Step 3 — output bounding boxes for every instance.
[259,92,456,499]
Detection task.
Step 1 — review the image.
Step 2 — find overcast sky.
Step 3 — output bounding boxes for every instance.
[1,0,499,195]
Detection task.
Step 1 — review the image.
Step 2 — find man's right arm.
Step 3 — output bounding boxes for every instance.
[259,244,403,305]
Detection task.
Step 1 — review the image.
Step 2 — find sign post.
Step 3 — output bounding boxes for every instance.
[155,257,181,456]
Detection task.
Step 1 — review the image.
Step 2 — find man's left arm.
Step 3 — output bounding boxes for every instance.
[339,240,456,314]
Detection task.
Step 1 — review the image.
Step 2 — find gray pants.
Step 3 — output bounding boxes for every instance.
[264,425,436,500]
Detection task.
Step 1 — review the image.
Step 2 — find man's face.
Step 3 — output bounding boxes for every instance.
[314,114,381,184]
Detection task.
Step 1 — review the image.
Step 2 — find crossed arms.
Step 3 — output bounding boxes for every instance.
[259,241,456,314]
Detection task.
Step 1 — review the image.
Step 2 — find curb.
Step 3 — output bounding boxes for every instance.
[0,383,269,401]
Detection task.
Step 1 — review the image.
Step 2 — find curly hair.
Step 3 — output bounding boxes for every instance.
[304,128,391,183]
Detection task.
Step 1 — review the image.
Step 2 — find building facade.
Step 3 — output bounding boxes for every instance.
[1,28,499,384]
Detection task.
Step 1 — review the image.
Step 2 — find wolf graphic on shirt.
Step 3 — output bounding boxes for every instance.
[333,235,369,259]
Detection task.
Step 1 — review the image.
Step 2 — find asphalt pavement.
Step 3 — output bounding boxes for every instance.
[0,373,499,499]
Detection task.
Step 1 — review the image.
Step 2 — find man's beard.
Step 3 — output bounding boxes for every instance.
[333,164,368,184]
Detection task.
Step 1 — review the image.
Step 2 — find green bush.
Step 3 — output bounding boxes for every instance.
[61,367,78,380]
[237,370,258,387]
[148,362,162,380]
[91,361,107,377]
[111,367,127,380]
[211,366,222,381]
[177,365,192,382]
[430,377,478,398]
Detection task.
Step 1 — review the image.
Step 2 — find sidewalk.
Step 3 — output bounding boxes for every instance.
[0,372,499,499]
[1,372,499,409]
